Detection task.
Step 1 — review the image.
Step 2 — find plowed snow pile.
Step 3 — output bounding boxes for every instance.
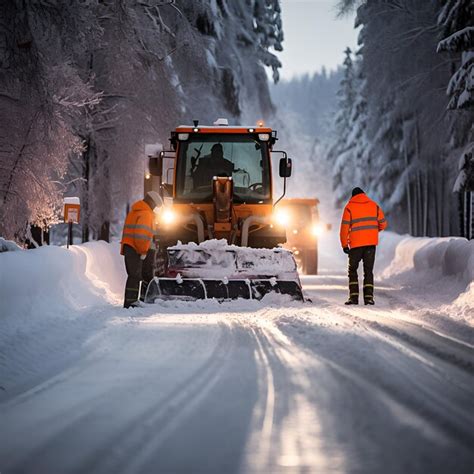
[379,235,474,324]
[169,239,298,278]
[0,233,472,323]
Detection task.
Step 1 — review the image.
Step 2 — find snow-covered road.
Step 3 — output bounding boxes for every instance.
[1,261,473,473]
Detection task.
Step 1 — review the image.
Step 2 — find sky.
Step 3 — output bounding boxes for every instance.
[277,0,359,80]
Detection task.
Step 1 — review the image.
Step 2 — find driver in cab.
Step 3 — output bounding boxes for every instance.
[192,143,234,189]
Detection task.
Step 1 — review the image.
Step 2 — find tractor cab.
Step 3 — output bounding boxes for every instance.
[146,119,292,249]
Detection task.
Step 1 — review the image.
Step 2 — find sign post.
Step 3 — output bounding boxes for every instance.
[63,197,81,248]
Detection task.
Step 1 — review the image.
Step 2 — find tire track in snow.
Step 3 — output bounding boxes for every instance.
[1,320,231,474]
[242,321,338,473]
[82,321,234,474]
[276,301,474,455]
[243,326,276,472]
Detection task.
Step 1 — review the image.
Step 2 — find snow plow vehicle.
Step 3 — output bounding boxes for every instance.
[143,118,304,302]
[274,198,329,275]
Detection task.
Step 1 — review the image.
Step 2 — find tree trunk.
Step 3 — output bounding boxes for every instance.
[458,192,465,237]
[467,191,473,240]
[99,221,110,242]
[82,137,91,243]
[403,128,413,235]
[422,170,428,236]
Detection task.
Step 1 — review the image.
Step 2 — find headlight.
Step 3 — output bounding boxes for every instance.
[161,208,177,225]
[274,209,291,227]
[312,223,325,237]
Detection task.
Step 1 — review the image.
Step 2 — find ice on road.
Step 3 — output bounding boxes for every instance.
[1,236,473,473]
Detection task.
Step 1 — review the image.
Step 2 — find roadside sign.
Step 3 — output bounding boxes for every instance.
[63,197,80,248]
[63,197,81,224]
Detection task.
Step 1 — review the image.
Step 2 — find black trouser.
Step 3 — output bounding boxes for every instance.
[123,244,143,308]
[123,245,156,308]
[348,245,376,302]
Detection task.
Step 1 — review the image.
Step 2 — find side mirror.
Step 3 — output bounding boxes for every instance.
[279,157,292,178]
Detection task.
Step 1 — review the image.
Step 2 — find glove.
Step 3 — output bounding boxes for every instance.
[140,254,147,260]
[343,247,350,254]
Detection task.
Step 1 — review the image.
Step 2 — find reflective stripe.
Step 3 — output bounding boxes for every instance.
[352,216,378,224]
[378,218,386,223]
[124,224,154,233]
[363,284,374,288]
[342,220,351,225]
[350,292,359,296]
[126,287,139,292]
[349,282,359,286]
[122,233,152,241]
[350,225,379,232]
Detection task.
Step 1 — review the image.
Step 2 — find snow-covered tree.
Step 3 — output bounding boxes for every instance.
[327,48,371,207]
[329,48,357,206]
[437,0,474,110]
[0,0,284,243]
[327,0,462,236]
[253,0,284,82]
[0,1,100,241]
[436,0,474,237]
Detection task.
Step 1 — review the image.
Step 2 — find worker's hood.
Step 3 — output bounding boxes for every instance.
[349,193,371,204]
[131,200,153,212]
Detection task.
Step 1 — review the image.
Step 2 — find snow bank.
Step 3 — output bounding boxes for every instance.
[0,241,125,320]
[0,237,22,252]
[379,232,474,324]
[0,242,126,400]
[381,234,474,285]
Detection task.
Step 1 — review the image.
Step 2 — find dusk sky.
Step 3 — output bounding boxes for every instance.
[278,0,359,80]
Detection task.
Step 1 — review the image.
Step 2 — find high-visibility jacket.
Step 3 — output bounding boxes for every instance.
[120,200,155,255]
[340,193,387,249]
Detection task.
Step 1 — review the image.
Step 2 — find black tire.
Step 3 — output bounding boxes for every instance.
[303,247,318,275]
[154,247,168,277]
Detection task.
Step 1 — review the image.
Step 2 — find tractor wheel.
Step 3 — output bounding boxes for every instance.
[154,247,168,277]
[303,247,318,275]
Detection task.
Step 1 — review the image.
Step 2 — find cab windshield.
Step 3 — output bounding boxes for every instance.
[175,134,271,203]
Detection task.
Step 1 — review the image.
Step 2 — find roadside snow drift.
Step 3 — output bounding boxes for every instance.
[381,235,474,285]
[0,233,472,323]
[0,241,125,320]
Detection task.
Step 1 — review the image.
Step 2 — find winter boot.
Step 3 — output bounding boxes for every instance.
[345,299,359,305]
[364,297,375,305]
[129,300,146,309]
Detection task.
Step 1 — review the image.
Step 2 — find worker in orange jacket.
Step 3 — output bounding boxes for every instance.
[121,191,162,308]
[340,187,387,305]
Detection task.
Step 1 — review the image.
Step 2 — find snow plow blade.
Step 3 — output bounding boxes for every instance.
[145,241,304,302]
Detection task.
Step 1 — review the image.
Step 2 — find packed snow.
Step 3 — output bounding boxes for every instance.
[170,239,298,278]
[0,237,22,252]
[1,231,473,473]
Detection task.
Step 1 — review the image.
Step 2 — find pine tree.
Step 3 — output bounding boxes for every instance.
[329,48,359,206]
[437,0,474,109]
[253,0,284,82]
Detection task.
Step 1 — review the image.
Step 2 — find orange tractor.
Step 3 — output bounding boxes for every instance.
[143,119,304,301]
[274,198,329,275]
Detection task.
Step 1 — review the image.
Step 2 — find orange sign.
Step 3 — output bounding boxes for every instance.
[64,204,80,223]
